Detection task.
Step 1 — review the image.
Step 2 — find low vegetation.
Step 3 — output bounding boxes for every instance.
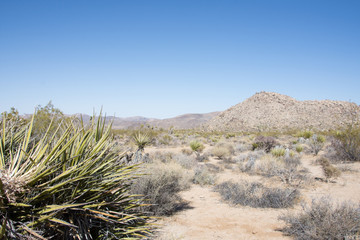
[215,181,300,208]
[131,162,192,216]
[280,198,360,240]
[0,114,151,239]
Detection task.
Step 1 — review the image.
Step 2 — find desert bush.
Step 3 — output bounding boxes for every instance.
[158,134,173,145]
[271,146,286,157]
[173,153,198,169]
[295,144,304,153]
[190,140,205,153]
[0,114,151,239]
[280,197,360,240]
[331,124,360,162]
[253,135,278,153]
[205,163,223,173]
[211,145,231,159]
[131,163,192,216]
[150,151,174,163]
[309,134,326,155]
[297,130,314,139]
[318,157,341,180]
[215,181,299,208]
[181,148,193,156]
[193,166,217,186]
[252,155,308,186]
[235,143,251,153]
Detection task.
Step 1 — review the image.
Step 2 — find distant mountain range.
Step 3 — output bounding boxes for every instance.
[24,92,360,131]
[74,112,220,129]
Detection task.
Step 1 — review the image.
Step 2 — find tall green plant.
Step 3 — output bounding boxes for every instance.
[0,114,151,239]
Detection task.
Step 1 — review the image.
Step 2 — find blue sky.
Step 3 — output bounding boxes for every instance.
[1,0,359,119]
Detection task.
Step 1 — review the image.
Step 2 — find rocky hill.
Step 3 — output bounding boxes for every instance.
[205,92,360,132]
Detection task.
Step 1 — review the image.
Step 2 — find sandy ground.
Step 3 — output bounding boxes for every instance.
[145,146,360,240]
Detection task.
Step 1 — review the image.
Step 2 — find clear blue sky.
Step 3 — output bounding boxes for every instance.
[1,0,359,119]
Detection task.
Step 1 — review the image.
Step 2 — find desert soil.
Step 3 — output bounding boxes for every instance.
[146,146,360,240]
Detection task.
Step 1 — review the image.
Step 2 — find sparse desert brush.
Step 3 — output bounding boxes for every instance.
[193,166,217,186]
[250,155,308,186]
[215,181,300,208]
[331,123,360,162]
[271,146,286,157]
[173,153,198,169]
[280,197,360,240]
[181,148,193,156]
[296,130,314,139]
[211,145,231,159]
[131,162,192,216]
[309,134,326,155]
[158,134,173,145]
[318,157,341,180]
[190,140,205,154]
[295,144,304,153]
[0,114,151,239]
[253,135,278,153]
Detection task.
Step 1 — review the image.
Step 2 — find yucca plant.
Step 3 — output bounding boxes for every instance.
[0,113,151,239]
[132,131,150,152]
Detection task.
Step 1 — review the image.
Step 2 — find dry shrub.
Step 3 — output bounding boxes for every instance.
[280,197,360,240]
[181,148,193,156]
[215,181,299,208]
[253,135,278,153]
[131,163,192,216]
[331,124,360,162]
[242,155,309,186]
[211,145,231,159]
[193,166,217,186]
[173,153,198,169]
[318,157,341,180]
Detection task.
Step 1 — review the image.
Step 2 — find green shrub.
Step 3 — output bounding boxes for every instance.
[295,144,304,153]
[0,115,151,239]
[280,197,360,240]
[190,140,205,153]
[297,130,314,139]
[271,146,286,157]
[133,131,151,151]
[332,124,360,162]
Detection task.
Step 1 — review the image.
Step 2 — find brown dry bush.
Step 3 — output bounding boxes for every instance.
[280,197,360,240]
[318,157,341,180]
[252,135,278,153]
[215,181,300,208]
[131,163,192,216]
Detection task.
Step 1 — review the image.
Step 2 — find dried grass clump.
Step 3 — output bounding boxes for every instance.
[215,181,299,208]
[280,197,360,240]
